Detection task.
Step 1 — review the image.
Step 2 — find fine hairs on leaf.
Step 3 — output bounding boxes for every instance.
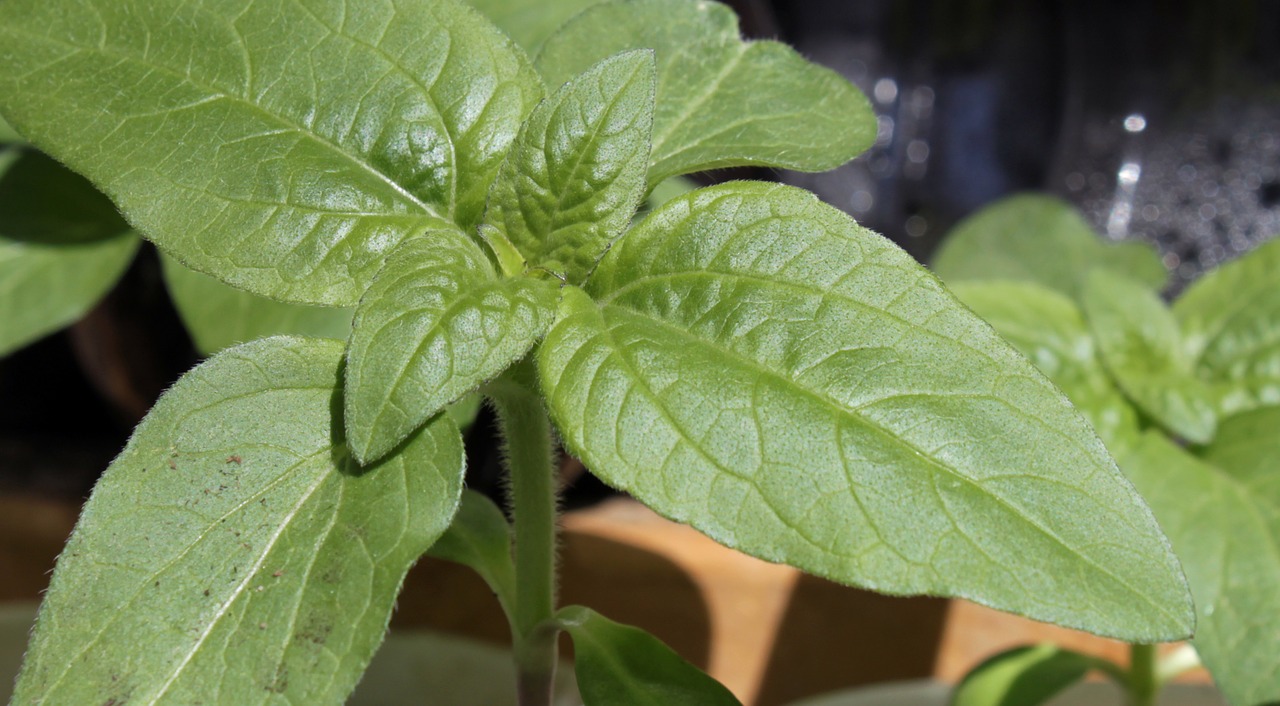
[0,1,1204,704]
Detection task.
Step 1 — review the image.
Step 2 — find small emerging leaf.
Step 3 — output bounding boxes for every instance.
[0,148,139,355]
[486,50,655,282]
[428,489,517,614]
[932,194,1167,299]
[950,281,1141,454]
[0,0,542,305]
[13,336,465,705]
[556,606,740,705]
[541,181,1194,641]
[1082,270,1216,443]
[161,255,352,356]
[1120,425,1280,706]
[345,232,560,463]
[537,0,874,185]
[951,644,1097,706]
[1174,236,1280,415]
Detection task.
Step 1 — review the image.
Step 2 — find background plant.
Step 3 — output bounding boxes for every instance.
[0,2,1196,704]
[935,194,1280,706]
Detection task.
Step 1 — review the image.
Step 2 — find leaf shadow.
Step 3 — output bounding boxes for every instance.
[754,575,949,705]
[0,148,130,246]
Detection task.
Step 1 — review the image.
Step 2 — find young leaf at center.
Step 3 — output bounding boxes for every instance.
[539,182,1194,641]
[345,229,560,464]
[536,0,875,185]
[485,50,655,283]
[13,336,465,705]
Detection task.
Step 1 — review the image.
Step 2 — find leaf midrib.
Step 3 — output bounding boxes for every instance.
[543,59,647,243]
[597,267,1006,369]
[588,299,1184,628]
[36,446,334,701]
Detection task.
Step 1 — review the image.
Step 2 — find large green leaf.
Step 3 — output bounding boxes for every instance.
[345,232,560,463]
[468,0,602,54]
[950,644,1101,706]
[932,194,1167,299]
[1120,426,1280,706]
[0,0,542,306]
[1082,270,1216,443]
[536,0,874,185]
[1174,237,1280,415]
[540,181,1193,641]
[0,147,139,355]
[486,50,654,282]
[161,255,353,356]
[949,281,1141,454]
[13,336,465,705]
[556,606,740,705]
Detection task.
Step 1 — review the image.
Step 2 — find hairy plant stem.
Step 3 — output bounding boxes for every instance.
[490,372,560,706]
[1128,644,1159,706]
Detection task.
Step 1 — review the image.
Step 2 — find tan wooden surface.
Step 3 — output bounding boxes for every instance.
[0,494,1209,705]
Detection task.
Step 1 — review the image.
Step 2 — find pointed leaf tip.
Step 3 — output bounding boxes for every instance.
[544,182,1194,641]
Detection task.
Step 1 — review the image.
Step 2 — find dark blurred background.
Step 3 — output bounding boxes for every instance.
[3,0,1280,504]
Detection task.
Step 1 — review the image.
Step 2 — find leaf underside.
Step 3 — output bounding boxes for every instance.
[536,0,875,185]
[0,147,139,356]
[540,181,1193,641]
[0,0,542,305]
[1120,424,1280,706]
[13,336,465,705]
[344,231,561,463]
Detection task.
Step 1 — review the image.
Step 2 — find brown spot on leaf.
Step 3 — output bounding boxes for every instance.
[226,455,242,464]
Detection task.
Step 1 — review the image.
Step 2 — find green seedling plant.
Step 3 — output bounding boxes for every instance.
[935,194,1280,706]
[0,1,1199,704]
